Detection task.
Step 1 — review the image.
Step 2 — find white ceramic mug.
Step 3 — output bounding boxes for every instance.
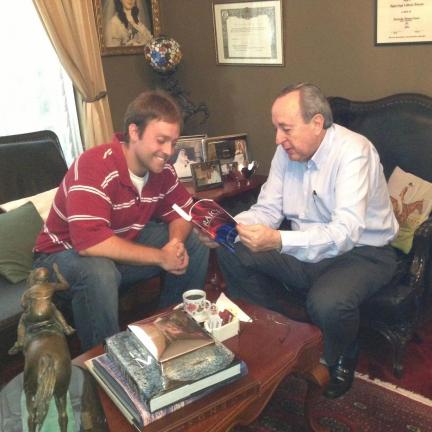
[182,289,211,320]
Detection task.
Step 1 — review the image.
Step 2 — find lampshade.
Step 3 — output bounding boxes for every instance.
[144,36,182,74]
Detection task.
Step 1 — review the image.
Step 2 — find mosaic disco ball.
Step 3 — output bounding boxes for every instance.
[144,36,182,74]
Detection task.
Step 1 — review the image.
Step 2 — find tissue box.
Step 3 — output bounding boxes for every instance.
[204,317,239,342]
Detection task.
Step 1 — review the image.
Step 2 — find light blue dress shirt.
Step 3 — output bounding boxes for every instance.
[235,124,399,262]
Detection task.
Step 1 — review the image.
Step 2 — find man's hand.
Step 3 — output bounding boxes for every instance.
[160,239,190,275]
[237,223,281,252]
[194,228,219,249]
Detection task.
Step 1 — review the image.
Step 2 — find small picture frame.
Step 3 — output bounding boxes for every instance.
[203,134,249,168]
[170,135,206,180]
[221,161,239,177]
[191,160,224,191]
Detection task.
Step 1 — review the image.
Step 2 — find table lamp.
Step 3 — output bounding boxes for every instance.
[144,36,209,129]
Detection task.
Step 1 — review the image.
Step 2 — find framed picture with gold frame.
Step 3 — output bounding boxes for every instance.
[92,0,161,56]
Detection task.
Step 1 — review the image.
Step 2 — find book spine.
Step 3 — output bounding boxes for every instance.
[105,344,149,407]
[127,330,163,367]
[104,332,167,406]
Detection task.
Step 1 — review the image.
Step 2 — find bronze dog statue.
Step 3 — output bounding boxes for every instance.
[9,264,75,432]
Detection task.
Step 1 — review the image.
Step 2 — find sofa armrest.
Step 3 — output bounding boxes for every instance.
[408,215,432,301]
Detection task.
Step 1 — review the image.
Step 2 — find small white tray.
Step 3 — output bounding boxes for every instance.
[204,317,239,342]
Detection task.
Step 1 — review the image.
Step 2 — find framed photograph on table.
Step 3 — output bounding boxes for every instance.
[169,135,206,181]
[204,134,249,169]
[221,161,239,176]
[375,0,432,45]
[212,0,284,65]
[92,0,161,56]
[191,161,224,192]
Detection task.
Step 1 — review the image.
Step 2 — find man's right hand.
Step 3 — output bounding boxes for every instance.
[194,228,220,249]
[160,239,190,275]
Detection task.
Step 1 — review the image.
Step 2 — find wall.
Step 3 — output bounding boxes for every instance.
[103,0,432,173]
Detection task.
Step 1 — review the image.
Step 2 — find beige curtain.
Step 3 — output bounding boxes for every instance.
[33,0,113,149]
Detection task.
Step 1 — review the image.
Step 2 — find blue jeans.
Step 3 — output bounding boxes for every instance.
[33,222,209,351]
[217,243,397,365]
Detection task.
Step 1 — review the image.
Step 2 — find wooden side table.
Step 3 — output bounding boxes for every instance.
[73,301,328,432]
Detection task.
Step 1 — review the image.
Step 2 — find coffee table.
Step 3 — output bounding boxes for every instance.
[73,301,328,432]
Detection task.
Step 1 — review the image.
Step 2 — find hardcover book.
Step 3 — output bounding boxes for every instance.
[172,199,238,252]
[127,309,214,363]
[104,331,242,413]
[85,353,251,430]
[85,354,197,429]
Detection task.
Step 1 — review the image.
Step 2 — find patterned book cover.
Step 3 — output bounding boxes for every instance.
[104,331,241,412]
[173,198,238,252]
[127,309,214,363]
[104,331,166,406]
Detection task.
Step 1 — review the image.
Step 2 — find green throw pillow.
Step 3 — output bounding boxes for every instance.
[387,166,432,254]
[0,202,43,283]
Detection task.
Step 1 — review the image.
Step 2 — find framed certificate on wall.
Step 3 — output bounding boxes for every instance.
[376,0,432,45]
[212,1,284,65]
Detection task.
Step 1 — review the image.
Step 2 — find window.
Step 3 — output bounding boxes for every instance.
[0,0,83,166]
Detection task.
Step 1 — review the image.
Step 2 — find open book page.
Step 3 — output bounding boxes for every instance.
[173,199,238,252]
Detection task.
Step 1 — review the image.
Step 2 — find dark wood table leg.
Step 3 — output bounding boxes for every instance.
[299,364,330,432]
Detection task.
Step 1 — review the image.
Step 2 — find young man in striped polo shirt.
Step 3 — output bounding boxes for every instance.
[33,90,209,351]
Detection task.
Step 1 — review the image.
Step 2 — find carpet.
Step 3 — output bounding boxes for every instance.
[233,373,432,432]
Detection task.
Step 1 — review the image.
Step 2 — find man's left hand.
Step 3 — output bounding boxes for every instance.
[237,223,281,252]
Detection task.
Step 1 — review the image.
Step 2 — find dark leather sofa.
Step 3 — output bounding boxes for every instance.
[283,93,432,377]
[0,131,160,368]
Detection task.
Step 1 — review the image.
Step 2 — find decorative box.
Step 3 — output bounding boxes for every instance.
[204,316,239,342]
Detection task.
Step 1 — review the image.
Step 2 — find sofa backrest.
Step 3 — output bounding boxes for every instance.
[328,93,432,182]
[0,130,68,204]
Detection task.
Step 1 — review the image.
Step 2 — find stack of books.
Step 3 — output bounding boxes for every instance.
[85,309,247,429]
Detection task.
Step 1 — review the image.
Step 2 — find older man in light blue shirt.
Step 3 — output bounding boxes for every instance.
[208,83,398,399]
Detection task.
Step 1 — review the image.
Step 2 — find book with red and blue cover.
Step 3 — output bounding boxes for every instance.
[172,199,238,252]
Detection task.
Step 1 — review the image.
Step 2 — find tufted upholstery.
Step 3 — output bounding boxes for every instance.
[329,94,432,182]
[0,130,67,204]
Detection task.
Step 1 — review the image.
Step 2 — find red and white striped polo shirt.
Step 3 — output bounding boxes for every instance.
[35,135,193,253]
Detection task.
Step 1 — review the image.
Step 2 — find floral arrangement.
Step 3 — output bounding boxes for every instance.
[144,36,182,74]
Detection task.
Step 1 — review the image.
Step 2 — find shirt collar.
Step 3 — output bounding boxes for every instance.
[309,124,335,170]
[111,133,135,189]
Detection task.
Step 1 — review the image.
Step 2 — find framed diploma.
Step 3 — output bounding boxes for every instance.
[376,0,432,45]
[212,0,284,65]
